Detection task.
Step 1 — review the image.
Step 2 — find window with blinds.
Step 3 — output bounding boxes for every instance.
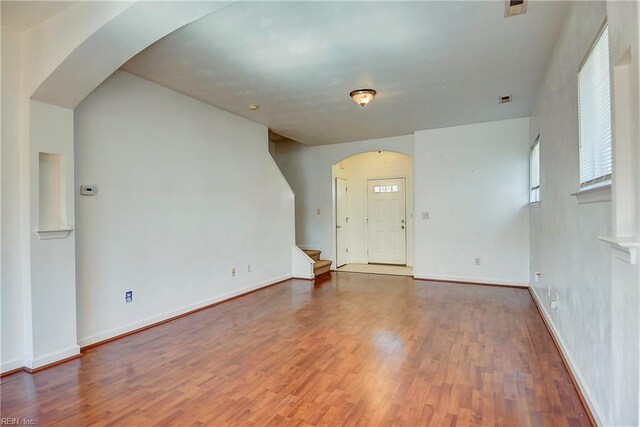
[578,24,612,189]
[530,137,540,203]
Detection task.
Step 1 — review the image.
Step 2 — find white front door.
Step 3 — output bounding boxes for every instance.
[367,178,406,265]
[335,177,348,267]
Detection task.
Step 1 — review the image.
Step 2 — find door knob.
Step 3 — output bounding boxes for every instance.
[401,226,405,229]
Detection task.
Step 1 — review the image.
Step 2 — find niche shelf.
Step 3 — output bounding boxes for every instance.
[36,229,73,240]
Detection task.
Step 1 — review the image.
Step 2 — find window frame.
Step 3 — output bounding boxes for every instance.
[529,136,540,204]
[373,184,399,193]
[577,21,612,190]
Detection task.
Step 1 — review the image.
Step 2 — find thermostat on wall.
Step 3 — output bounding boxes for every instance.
[80,185,97,196]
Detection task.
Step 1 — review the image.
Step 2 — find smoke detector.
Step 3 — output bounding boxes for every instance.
[505,0,527,17]
[499,95,512,104]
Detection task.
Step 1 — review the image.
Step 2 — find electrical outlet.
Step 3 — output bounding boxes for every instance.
[232,268,236,277]
[125,291,133,303]
[547,284,551,298]
[534,272,541,282]
[247,264,251,273]
[474,258,481,266]
[550,293,559,310]
[421,212,429,220]
[80,185,97,196]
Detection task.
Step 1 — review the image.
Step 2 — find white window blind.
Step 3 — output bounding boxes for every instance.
[578,25,612,188]
[530,138,540,203]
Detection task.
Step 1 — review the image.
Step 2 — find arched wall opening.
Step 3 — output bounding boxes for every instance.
[2,1,240,372]
[331,151,414,269]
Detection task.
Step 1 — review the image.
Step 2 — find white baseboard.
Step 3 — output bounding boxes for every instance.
[79,273,292,348]
[529,288,605,426]
[1,357,24,374]
[413,273,528,287]
[293,274,314,279]
[24,345,81,370]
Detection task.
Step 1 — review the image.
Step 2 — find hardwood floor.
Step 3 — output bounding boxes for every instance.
[1,273,590,426]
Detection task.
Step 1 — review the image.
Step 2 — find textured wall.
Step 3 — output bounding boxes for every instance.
[528,2,636,424]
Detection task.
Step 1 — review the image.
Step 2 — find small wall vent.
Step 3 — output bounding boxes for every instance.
[499,95,512,104]
[505,0,527,17]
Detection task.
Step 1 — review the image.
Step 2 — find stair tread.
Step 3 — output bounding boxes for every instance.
[314,259,332,269]
[303,249,321,256]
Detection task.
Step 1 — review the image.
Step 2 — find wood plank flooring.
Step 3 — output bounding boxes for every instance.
[1,273,590,426]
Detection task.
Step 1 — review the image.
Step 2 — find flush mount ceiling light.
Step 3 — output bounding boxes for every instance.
[350,89,377,107]
[249,104,259,111]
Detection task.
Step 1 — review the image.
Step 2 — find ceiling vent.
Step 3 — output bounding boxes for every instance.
[505,0,527,17]
[499,95,512,104]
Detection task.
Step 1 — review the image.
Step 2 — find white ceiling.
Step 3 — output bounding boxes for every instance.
[1,1,79,32]
[123,1,568,145]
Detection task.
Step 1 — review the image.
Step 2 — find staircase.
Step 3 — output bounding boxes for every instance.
[303,249,332,277]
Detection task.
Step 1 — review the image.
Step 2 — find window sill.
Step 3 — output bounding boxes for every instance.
[598,236,640,265]
[571,184,611,204]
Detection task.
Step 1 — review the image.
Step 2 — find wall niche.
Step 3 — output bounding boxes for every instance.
[37,152,71,239]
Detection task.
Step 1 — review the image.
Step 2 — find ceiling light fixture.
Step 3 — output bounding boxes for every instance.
[350,89,377,107]
[249,104,259,111]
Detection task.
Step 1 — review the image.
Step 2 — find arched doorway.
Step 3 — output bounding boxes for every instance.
[331,151,413,276]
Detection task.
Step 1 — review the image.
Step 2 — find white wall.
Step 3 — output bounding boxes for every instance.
[273,122,529,284]
[1,25,25,372]
[272,135,414,266]
[332,151,414,265]
[530,2,640,425]
[414,118,530,286]
[1,0,236,373]
[74,71,295,346]
[28,100,78,367]
[607,2,640,424]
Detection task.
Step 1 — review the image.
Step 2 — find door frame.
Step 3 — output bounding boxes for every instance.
[335,177,348,268]
[366,176,408,265]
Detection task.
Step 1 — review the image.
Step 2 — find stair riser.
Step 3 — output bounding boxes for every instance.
[314,265,331,276]
[302,250,321,261]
